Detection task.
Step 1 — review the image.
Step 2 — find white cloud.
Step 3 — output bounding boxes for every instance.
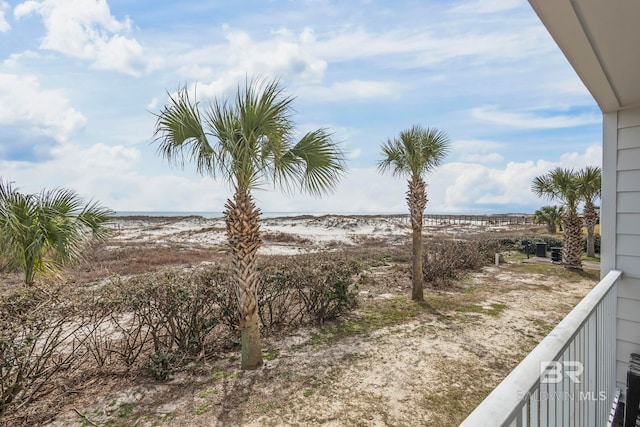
[191,27,328,99]
[428,144,602,211]
[546,79,591,96]
[310,24,552,68]
[0,142,228,211]
[459,153,504,163]
[237,145,603,214]
[0,142,603,214]
[0,1,10,32]
[449,0,522,14]
[14,0,158,76]
[0,73,86,143]
[254,167,408,214]
[471,106,601,129]
[451,139,505,163]
[559,145,602,168]
[349,148,362,159]
[2,50,41,67]
[301,79,400,101]
[146,97,159,110]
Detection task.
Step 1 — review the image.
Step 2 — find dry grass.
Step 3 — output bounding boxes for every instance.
[68,243,227,282]
[261,231,312,244]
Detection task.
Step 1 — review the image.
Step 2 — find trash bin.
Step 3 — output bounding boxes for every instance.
[536,242,547,257]
[550,247,562,263]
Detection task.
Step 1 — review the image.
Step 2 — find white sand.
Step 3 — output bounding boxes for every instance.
[109,214,528,256]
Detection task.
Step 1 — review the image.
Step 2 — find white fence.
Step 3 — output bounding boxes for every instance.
[460,269,622,427]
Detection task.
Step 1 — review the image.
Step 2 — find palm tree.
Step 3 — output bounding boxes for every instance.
[531,168,583,270]
[152,78,346,369]
[377,125,450,301]
[577,166,601,258]
[533,205,564,234]
[0,180,113,285]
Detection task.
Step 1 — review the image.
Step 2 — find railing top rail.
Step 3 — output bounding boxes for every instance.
[460,269,622,427]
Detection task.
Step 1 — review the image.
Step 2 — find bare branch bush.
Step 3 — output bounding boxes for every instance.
[0,286,92,421]
[423,238,496,288]
[259,255,361,326]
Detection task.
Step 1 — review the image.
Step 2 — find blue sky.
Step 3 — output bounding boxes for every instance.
[0,0,602,213]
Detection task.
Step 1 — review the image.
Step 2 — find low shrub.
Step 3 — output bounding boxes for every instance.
[144,348,176,380]
[0,252,358,422]
[492,235,563,254]
[423,239,496,287]
[84,266,234,374]
[292,255,360,324]
[0,286,92,421]
[259,254,361,327]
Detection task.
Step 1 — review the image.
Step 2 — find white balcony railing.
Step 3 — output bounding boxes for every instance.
[461,269,622,427]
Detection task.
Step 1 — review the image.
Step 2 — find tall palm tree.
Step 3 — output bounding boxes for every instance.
[377,125,450,301]
[0,180,113,285]
[577,166,601,258]
[533,205,564,234]
[152,78,346,369]
[531,168,583,270]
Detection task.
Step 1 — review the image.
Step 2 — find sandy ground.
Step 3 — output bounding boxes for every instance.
[5,215,598,426]
[108,214,526,255]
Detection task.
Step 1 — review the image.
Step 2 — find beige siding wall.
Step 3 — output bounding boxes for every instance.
[605,107,640,392]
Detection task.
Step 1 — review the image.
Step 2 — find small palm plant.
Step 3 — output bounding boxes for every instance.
[531,168,583,270]
[0,180,113,285]
[576,166,601,258]
[377,125,450,301]
[533,205,564,234]
[152,77,346,369]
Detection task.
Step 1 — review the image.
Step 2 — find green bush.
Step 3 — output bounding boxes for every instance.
[144,348,176,380]
[491,235,563,254]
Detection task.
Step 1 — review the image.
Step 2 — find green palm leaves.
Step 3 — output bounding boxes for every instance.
[531,167,582,213]
[531,166,602,269]
[0,180,113,285]
[153,78,346,195]
[378,125,450,179]
[576,166,601,205]
[533,206,565,234]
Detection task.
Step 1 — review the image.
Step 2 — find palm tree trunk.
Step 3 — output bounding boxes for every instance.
[224,188,263,370]
[583,201,598,258]
[23,249,35,286]
[562,211,583,270]
[407,176,427,301]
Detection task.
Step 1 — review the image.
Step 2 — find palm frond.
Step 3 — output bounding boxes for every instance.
[531,167,581,212]
[154,77,347,197]
[283,129,346,197]
[378,125,450,180]
[576,165,601,203]
[377,139,408,177]
[152,85,216,175]
[0,179,112,284]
